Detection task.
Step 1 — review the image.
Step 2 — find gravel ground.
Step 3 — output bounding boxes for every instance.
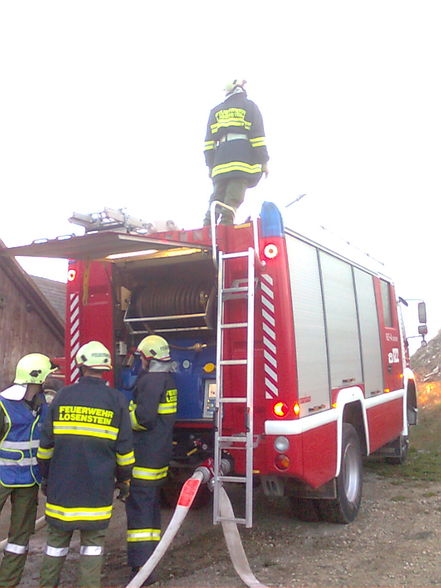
[8,469,441,587]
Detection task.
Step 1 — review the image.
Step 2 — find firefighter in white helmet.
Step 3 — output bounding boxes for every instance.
[125,335,178,585]
[38,341,134,588]
[0,353,56,587]
[203,78,269,225]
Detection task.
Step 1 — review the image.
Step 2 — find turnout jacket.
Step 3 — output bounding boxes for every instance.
[0,386,48,487]
[37,376,134,531]
[204,90,269,187]
[129,364,177,487]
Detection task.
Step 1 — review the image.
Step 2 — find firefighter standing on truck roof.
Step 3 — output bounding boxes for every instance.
[37,341,134,588]
[0,353,55,587]
[203,78,269,226]
[125,335,177,585]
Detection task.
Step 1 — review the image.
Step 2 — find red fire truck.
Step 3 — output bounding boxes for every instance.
[4,202,423,527]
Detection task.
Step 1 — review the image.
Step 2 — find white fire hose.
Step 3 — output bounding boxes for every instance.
[127,465,268,588]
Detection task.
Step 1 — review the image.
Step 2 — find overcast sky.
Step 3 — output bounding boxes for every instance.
[1,1,439,347]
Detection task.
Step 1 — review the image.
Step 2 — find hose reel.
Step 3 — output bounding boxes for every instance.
[124,279,217,334]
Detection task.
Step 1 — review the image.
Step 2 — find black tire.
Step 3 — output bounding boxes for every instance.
[318,423,363,524]
[289,497,322,522]
[385,434,409,465]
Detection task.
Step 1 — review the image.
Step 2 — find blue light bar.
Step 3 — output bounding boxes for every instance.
[260,202,284,237]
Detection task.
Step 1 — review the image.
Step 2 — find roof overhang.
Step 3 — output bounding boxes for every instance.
[0,232,211,262]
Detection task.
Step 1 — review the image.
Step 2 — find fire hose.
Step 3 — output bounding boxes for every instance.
[127,462,268,588]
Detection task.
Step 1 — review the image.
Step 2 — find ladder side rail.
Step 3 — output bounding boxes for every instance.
[245,247,255,527]
[213,250,226,525]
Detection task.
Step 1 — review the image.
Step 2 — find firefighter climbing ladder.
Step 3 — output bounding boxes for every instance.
[213,247,255,528]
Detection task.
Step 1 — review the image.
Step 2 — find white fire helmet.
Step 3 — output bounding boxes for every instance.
[75,341,113,371]
[137,335,170,361]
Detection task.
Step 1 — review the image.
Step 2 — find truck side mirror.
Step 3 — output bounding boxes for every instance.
[418,301,427,325]
[418,324,428,336]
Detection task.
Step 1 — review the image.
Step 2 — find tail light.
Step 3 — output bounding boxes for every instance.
[275,454,290,470]
[273,401,288,417]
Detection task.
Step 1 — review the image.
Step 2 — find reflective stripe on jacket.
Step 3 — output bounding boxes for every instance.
[0,394,47,487]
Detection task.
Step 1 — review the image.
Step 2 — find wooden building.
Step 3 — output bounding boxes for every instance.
[0,239,65,390]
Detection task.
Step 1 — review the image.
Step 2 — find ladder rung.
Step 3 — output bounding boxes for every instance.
[220,359,247,366]
[218,475,246,483]
[218,435,247,443]
[219,397,246,403]
[222,251,249,259]
[222,286,249,294]
[220,322,248,329]
[217,516,247,525]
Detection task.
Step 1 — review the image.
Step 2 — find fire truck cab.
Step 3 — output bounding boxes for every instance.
[4,202,421,526]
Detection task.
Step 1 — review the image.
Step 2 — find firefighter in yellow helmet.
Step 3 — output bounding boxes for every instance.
[38,341,134,588]
[0,353,56,587]
[125,335,177,585]
[203,78,269,225]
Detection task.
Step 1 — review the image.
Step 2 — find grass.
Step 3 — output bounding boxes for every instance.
[365,401,441,483]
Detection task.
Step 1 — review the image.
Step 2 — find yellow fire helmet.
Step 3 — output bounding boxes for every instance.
[75,341,113,371]
[137,335,170,361]
[14,353,57,385]
[224,78,247,95]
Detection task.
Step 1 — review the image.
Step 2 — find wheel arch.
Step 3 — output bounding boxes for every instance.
[334,386,369,478]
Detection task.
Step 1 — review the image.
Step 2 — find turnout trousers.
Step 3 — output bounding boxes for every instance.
[0,484,39,587]
[204,178,248,225]
[125,485,161,568]
[40,524,106,588]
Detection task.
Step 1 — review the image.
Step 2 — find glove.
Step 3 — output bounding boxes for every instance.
[40,479,48,497]
[115,479,131,502]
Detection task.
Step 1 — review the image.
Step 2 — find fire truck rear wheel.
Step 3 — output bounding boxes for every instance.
[318,423,363,524]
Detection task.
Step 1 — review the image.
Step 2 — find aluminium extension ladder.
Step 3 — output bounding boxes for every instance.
[212,247,255,528]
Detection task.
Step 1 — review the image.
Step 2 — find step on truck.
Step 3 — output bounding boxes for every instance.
[4,202,425,526]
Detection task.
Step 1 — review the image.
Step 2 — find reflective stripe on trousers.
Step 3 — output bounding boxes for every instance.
[127,529,161,542]
[80,545,103,556]
[45,546,69,557]
[4,543,28,555]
